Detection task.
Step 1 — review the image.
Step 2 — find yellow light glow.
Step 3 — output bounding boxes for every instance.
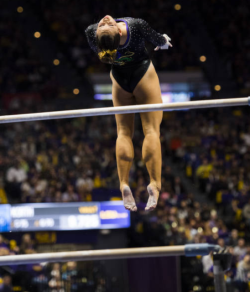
[17,7,24,13]
[197,227,203,233]
[200,55,206,62]
[211,210,217,216]
[178,226,184,232]
[172,222,177,228]
[53,59,60,66]
[214,85,221,91]
[34,32,41,38]
[73,88,80,95]
[212,227,218,233]
[194,212,200,218]
[174,4,181,10]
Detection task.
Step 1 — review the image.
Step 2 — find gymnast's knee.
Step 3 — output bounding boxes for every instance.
[143,128,160,139]
[117,126,134,139]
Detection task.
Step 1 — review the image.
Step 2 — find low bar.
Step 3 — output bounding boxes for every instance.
[0,97,249,124]
[0,244,220,266]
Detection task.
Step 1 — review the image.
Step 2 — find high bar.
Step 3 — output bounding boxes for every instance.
[0,244,220,266]
[0,97,249,124]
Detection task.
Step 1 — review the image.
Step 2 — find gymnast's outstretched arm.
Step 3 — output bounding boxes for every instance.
[135,18,172,50]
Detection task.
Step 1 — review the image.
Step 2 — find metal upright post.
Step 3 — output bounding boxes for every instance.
[214,259,227,292]
[213,250,232,292]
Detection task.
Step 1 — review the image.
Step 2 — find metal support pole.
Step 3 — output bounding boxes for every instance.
[213,250,232,292]
[214,260,227,292]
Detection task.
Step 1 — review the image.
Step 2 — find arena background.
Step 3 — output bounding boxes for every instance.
[0,0,250,291]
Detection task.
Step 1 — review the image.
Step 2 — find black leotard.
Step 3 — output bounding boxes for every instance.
[85,17,166,67]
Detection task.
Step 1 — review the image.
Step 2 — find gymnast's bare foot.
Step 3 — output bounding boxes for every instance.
[121,184,137,212]
[145,183,160,211]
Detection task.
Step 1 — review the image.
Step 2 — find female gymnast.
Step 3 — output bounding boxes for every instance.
[85,16,172,211]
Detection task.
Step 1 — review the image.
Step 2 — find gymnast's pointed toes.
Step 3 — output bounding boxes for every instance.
[146,183,160,211]
[125,204,137,212]
[145,204,157,211]
[131,205,138,212]
[121,184,137,212]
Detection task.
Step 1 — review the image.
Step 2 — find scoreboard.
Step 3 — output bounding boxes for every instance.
[0,202,130,232]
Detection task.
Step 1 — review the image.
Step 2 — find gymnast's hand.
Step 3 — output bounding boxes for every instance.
[154,34,172,51]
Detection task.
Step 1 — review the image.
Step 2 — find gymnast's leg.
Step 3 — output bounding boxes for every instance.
[110,72,137,211]
[133,62,163,211]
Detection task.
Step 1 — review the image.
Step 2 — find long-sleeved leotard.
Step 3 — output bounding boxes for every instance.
[85,17,167,66]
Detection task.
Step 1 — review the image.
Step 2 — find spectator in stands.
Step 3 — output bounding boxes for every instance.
[54,191,63,203]
[234,239,247,258]
[6,159,27,201]
[196,159,213,193]
[217,238,226,248]
[62,261,78,291]
[8,240,19,255]
[202,252,213,274]
[0,275,12,292]
[243,199,250,225]
[49,263,64,291]
[20,233,35,254]
[172,176,185,196]
[62,185,79,202]
[177,200,188,219]
[0,181,8,204]
[228,229,239,247]
[76,172,94,193]
[235,254,250,289]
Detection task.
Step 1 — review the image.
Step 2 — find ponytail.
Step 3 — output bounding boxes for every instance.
[96,33,120,64]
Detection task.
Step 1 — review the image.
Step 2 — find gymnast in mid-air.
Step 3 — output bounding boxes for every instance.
[85,16,172,211]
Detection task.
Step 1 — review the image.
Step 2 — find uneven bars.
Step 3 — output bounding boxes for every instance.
[0,97,249,124]
[0,244,220,266]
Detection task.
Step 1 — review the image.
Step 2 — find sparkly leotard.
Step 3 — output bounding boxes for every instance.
[85,17,167,92]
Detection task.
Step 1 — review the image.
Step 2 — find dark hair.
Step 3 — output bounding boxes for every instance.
[96,33,120,64]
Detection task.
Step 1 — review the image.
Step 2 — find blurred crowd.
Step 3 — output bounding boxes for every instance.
[0,111,118,204]
[1,0,249,96]
[162,107,250,291]
[31,0,199,74]
[1,0,250,291]
[0,233,107,292]
[3,0,250,93]
[191,0,250,92]
[1,101,250,290]
[0,0,201,109]
[169,107,250,232]
[0,1,54,95]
